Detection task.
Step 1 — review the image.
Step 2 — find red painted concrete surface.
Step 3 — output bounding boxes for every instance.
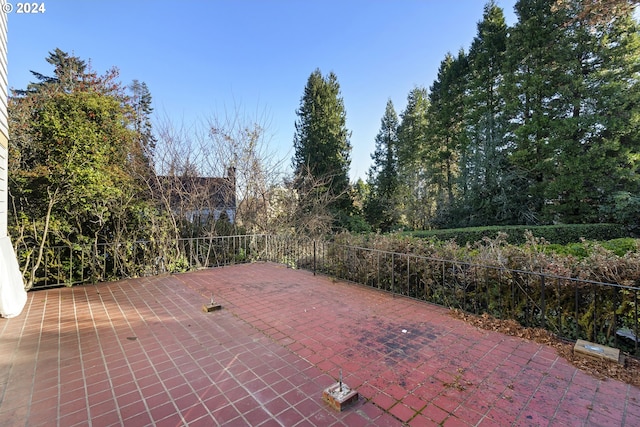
[1,262,637,426]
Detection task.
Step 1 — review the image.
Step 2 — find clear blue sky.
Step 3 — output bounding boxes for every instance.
[7,0,518,181]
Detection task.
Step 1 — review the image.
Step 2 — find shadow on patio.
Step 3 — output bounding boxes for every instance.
[1,262,637,426]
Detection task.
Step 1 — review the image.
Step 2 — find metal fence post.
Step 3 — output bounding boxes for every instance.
[406,255,410,296]
[540,274,546,329]
[391,252,395,295]
[635,289,638,355]
[575,282,580,338]
[592,283,597,342]
[377,251,380,289]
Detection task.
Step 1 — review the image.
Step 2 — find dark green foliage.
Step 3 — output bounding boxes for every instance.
[500,0,570,223]
[600,191,640,235]
[129,79,157,173]
[396,87,431,229]
[386,0,640,231]
[342,213,372,234]
[292,69,353,230]
[8,49,160,288]
[427,50,469,225]
[455,2,513,226]
[16,48,88,95]
[365,100,400,231]
[502,0,640,225]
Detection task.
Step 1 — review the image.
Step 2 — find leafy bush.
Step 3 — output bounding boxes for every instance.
[406,224,627,245]
[602,238,639,257]
[543,238,638,259]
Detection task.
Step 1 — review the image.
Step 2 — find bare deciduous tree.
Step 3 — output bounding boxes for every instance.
[150,106,285,237]
[150,106,345,240]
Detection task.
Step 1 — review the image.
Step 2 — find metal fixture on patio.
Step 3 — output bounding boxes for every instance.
[202,292,222,312]
[322,367,359,412]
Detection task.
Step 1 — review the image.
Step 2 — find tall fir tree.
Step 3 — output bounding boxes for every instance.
[129,80,157,175]
[505,0,640,224]
[549,0,640,224]
[460,1,512,226]
[365,99,400,231]
[396,87,431,229]
[503,0,570,224]
[20,48,87,94]
[427,50,469,226]
[292,69,353,228]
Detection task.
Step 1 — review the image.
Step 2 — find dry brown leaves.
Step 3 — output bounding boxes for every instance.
[450,309,640,388]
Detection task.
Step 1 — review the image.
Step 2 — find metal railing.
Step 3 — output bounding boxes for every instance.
[263,235,639,356]
[23,234,639,355]
[25,235,269,288]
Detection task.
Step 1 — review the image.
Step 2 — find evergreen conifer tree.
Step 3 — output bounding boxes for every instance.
[292,69,353,228]
[462,1,511,225]
[503,0,570,223]
[129,80,157,173]
[365,99,400,231]
[397,87,430,229]
[505,0,640,224]
[427,50,469,226]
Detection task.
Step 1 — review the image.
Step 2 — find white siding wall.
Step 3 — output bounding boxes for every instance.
[0,10,26,318]
[0,11,8,238]
[0,145,6,238]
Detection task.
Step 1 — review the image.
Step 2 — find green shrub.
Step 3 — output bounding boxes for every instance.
[601,238,639,257]
[542,238,638,259]
[406,224,627,246]
[544,243,589,258]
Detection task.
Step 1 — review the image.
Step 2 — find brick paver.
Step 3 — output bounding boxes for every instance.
[1,262,637,426]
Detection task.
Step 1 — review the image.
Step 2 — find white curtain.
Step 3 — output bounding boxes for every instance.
[0,237,27,318]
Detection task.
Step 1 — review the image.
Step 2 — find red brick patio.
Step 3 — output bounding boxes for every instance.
[1,262,637,426]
